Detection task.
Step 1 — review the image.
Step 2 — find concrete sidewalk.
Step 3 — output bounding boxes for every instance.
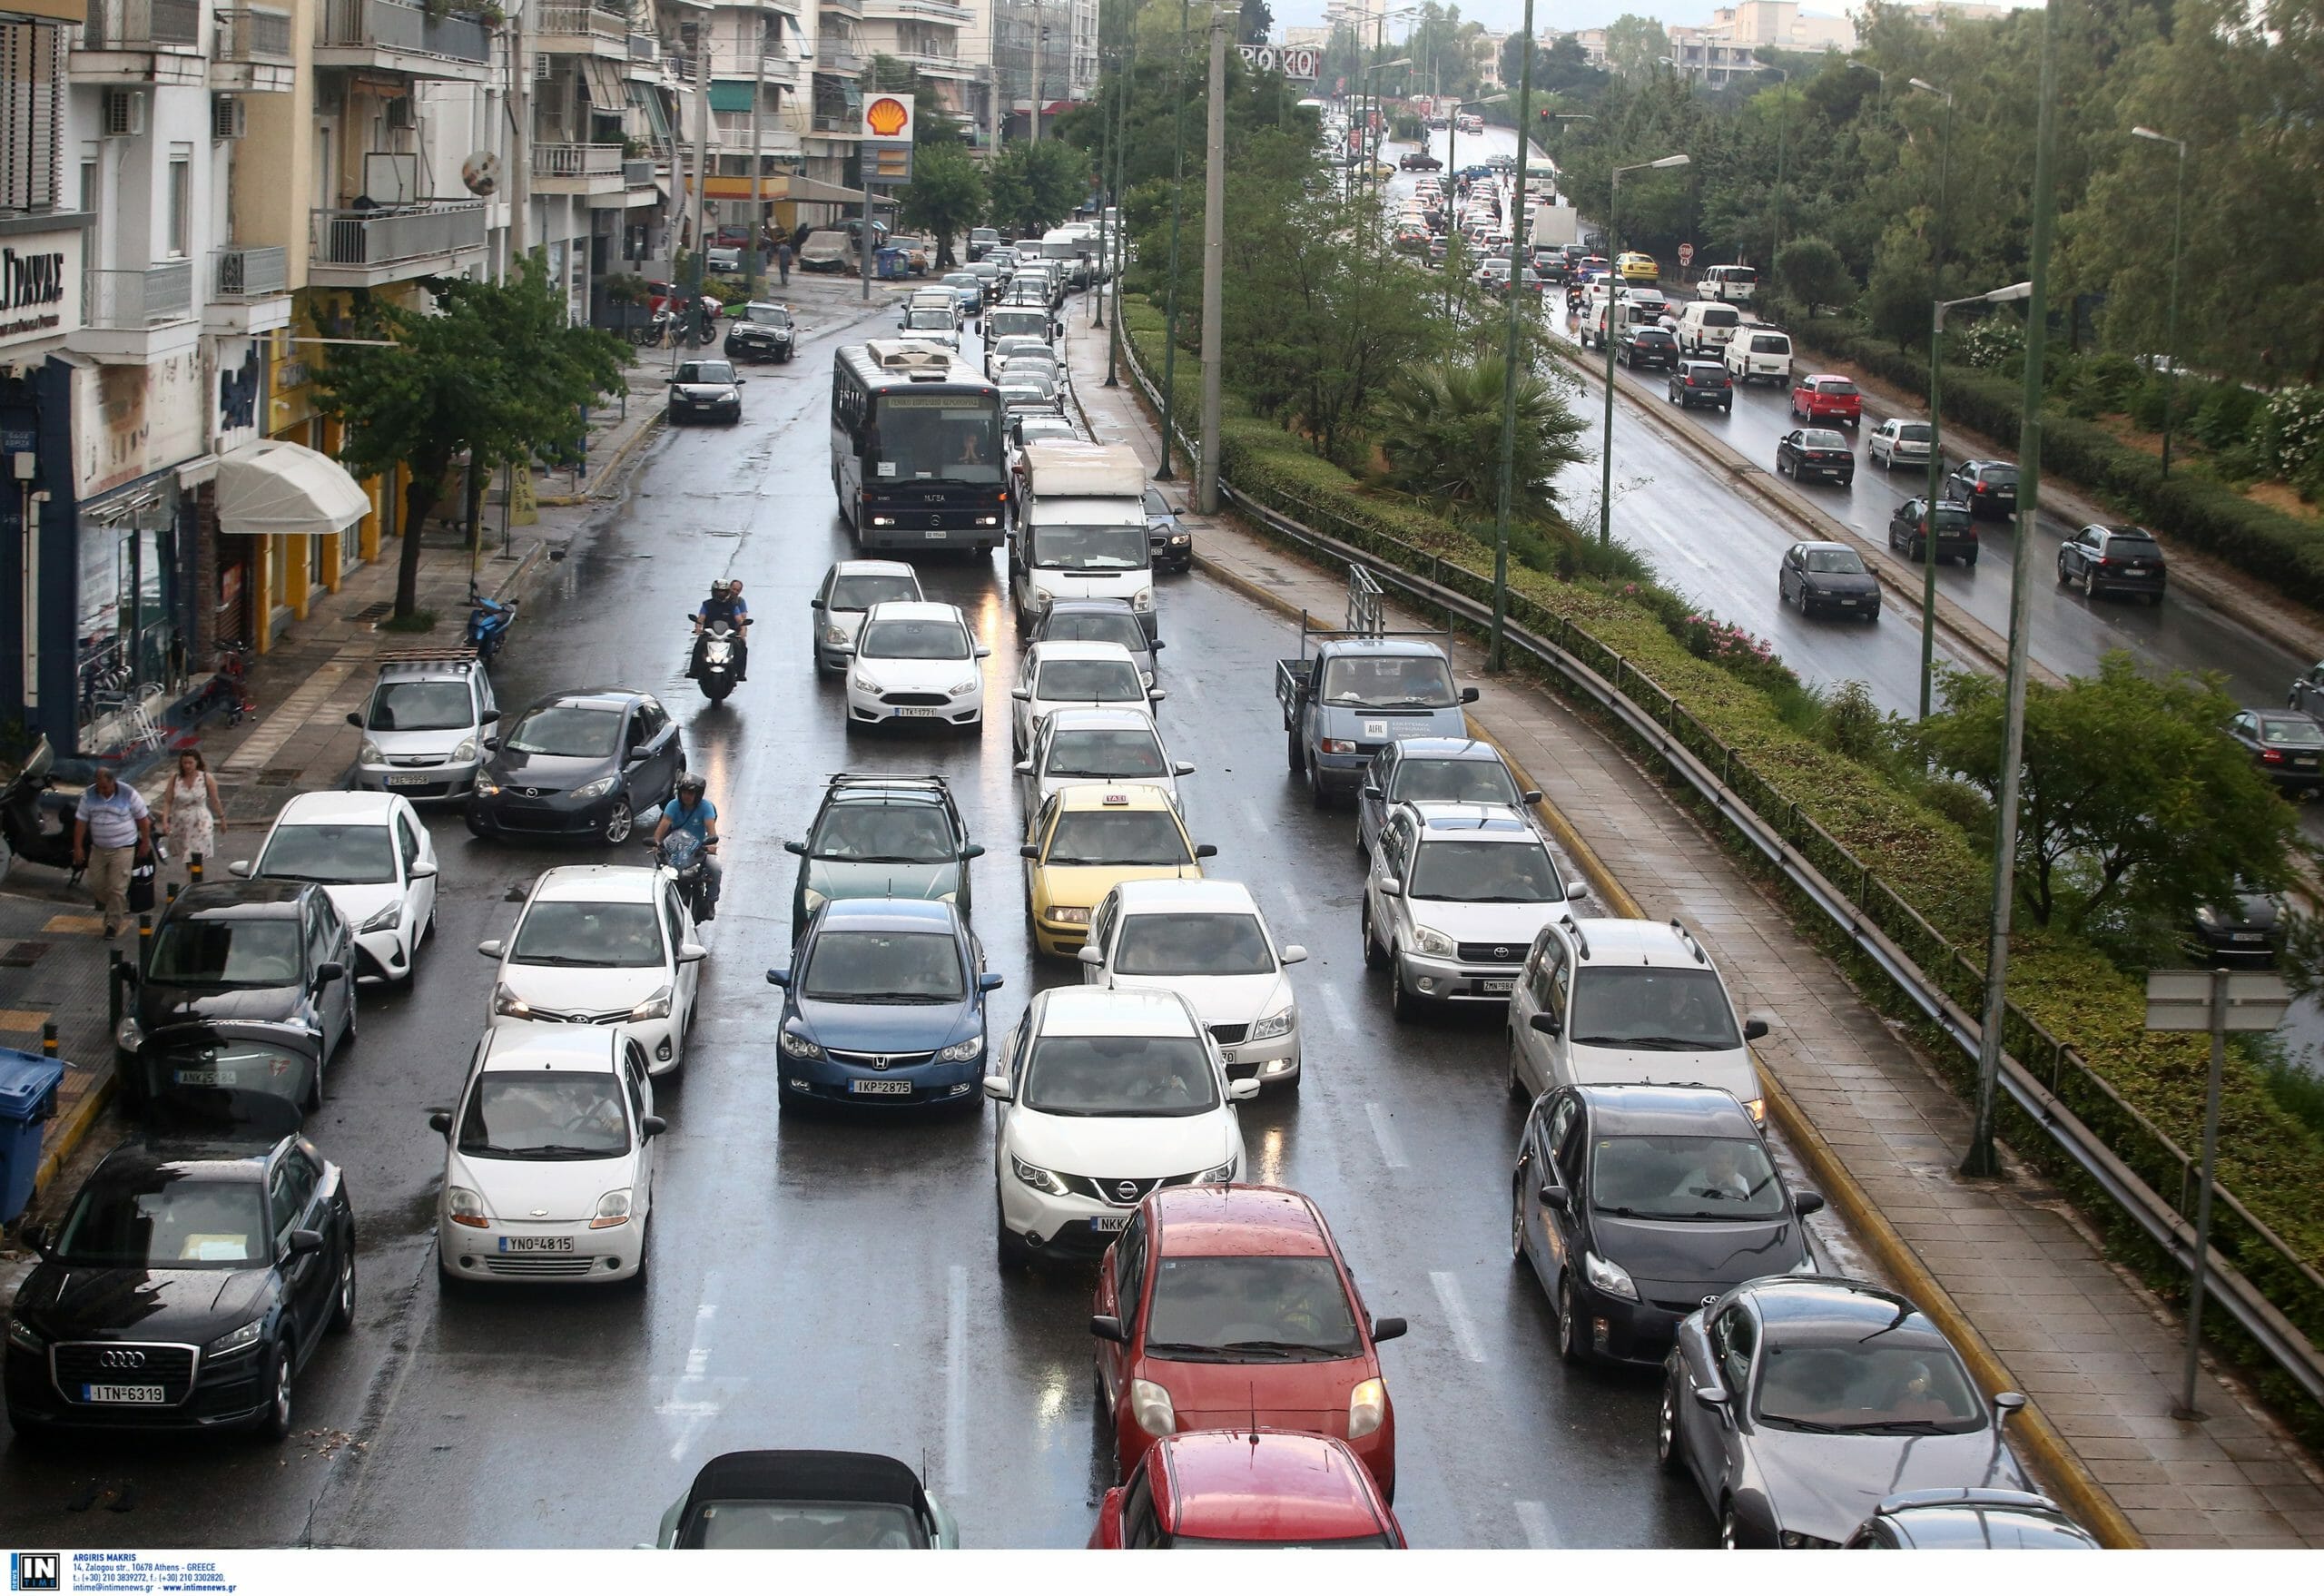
[1062,315,2324,1549]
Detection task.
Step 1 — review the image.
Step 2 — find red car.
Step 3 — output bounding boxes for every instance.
[1089,1430,1407,1548]
[1790,373,1863,427]
[1091,1185,1406,1499]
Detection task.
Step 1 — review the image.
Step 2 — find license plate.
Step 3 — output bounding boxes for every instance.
[1218,1047,1239,1065]
[1837,599,1857,606]
[2232,932,2267,942]
[83,1384,165,1404]
[385,773,433,786]
[850,1079,912,1096]
[2297,758,2319,768]
[1089,1215,1131,1233]
[2124,566,2150,574]
[497,1236,574,1254]
[924,528,950,540]
[896,707,940,718]
[172,1068,230,1086]
[1482,979,1515,994]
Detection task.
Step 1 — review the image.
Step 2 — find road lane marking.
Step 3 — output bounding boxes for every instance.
[1275,875,1309,922]
[1241,799,1269,842]
[1365,1102,1409,1169]
[1515,1498,1561,1548]
[945,1264,970,1498]
[1319,984,1355,1038]
[1177,673,1202,701]
[658,1269,724,1462]
[1429,1270,1487,1364]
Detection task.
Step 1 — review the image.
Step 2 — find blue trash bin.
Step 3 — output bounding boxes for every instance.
[876,247,906,281]
[0,1049,66,1226]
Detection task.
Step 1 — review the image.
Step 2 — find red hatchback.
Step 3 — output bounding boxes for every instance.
[1091,1185,1407,1498]
[1790,373,1863,427]
[1090,1430,1406,1548]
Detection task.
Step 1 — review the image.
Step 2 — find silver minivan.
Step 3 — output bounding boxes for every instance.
[348,651,498,801]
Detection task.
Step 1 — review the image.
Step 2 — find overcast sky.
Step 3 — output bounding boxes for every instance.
[1267,1,2036,36]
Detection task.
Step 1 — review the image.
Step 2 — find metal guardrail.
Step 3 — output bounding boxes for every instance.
[1118,329,2324,1408]
[213,245,287,299]
[84,262,193,328]
[213,5,291,61]
[81,0,199,47]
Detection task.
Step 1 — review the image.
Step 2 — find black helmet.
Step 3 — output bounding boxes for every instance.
[676,772,706,798]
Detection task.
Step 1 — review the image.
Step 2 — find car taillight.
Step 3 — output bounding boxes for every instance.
[2263,749,2285,764]
[1975,482,1988,494]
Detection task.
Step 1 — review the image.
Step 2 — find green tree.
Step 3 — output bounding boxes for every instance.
[1236,0,1270,46]
[317,257,625,618]
[900,141,987,268]
[1776,236,1851,315]
[1374,357,1590,519]
[986,138,1093,235]
[1602,14,1669,80]
[1913,655,2295,938]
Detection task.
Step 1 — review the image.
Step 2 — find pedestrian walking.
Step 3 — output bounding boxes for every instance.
[776,238,793,287]
[72,764,153,939]
[162,747,222,883]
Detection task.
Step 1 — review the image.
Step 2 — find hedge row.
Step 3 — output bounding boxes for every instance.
[1118,300,2324,1356]
[1804,320,2324,616]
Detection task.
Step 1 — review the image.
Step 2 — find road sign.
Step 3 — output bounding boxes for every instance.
[1678,242,1695,266]
[2143,969,2290,1031]
[1238,44,1320,81]
[862,93,914,143]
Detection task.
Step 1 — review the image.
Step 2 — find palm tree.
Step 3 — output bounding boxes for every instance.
[1374,356,1590,522]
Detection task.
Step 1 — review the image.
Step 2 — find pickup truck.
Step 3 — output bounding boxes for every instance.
[1277,617,1478,809]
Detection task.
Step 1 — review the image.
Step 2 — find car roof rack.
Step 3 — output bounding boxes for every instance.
[827,772,949,792]
[375,648,481,666]
[1561,913,1590,962]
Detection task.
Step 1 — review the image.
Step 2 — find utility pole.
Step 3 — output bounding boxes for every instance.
[690,34,712,309]
[989,1,1003,153]
[1197,12,1226,516]
[1964,0,2059,1181]
[1031,0,1045,143]
[508,8,530,261]
[1105,21,1133,386]
[748,16,769,297]
[1156,0,1190,482]
[1486,0,1538,673]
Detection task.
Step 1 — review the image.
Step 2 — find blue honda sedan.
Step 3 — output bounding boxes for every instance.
[767,899,1000,1111]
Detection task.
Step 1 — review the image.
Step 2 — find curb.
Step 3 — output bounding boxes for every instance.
[29,1067,117,1212]
[537,409,665,507]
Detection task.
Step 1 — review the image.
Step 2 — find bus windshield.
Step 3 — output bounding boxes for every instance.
[869,392,1004,486]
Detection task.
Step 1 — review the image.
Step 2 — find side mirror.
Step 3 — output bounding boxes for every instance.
[1742,1016,1771,1041]
[1011,687,1030,702]
[764,968,790,988]
[1194,843,1217,859]
[1538,1184,1571,1212]
[345,712,365,728]
[226,860,253,879]
[982,1074,1013,1102]
[1150,638,1166,651]
[1147,689,1167,704]
[1089,1314,1128,1344]
[978,972,1006,992]
[1566,882,1590,901]
[640,1115,668,1138]
[783,840,806,856]
[1994,1391,2028,1419]
[286,1227,326,1257]
[1372,1315,1409,1343]
[409,860,438,880]
[1227,1078,1261,1102]
[428,1110,453,1137]
[1530,1010,1561,1037]
[1281,944,1308,965]
[479,709,500,724]
[482,736,499,751]
[1692,1379,1731,1411]
[1078,945,1104,967]
[1014,759,1034,774]
[809,597,825,609]
[18,1221,51,1259]
[676,942,707,964]
[975,645,991,659]
[313,961,345,987]
[1522,789,1543,804]
[1020,844,1040,861]
[478,939,505,959]
[1794,1190,1826,1217]
[962,843,985,860]
[1361,783,1384,800]
[1377,875,1403,897]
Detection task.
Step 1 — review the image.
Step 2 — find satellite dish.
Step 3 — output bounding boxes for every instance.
[460,150,502,197]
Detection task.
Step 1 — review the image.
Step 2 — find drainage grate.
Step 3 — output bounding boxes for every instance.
[349,602,394,623]
[0,941,49,968]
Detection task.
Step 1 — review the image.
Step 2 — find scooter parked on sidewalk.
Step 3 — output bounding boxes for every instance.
[467,588,518,663]
[695,621,740,705]
[0,737,84,883]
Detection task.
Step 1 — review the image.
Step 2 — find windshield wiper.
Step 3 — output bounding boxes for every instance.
[516,954,624,968]
[1851,1418,1964,1435]
[1758,1414,1847,1433]
[1217,1339,1352,1358]
[1457,893,1551,903]
[1137,1340,1233,1361]
[1571,1034,1716,1051]
[1374,697,1454,708]
[504,1144,616,1159]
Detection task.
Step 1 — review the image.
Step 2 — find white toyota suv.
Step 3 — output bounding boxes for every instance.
[1506,916,1770,1121]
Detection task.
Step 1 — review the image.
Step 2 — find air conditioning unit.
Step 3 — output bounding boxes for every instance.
[101,88,146,140]
[385,95,413,132]
[212,95,246,141]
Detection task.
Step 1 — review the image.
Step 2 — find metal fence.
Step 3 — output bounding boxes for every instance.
[310,202,486,268]
[536,143,624,180]
[212,5,291,61]
[318,0,490,64]
[84,262,193,328]
[534,3,625,39]
[80,0,200,47]
[1118,329,2324,1409]
[213,245,287,299]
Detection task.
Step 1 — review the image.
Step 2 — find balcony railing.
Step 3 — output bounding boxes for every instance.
[212,5,291,62]
[536,142,625,179]
[84,262,194,329]
[623,159,655,186]
[536,3,625,40]
[213,245,288,299]
[818,0,864,15]
[318,0,493,65]
[80,0,200,48]
[627,30,655,60]
[863,0,970,25]
[310,201,487,269]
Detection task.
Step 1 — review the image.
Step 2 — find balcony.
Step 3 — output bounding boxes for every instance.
[208,245,294,334]
[308,200,487,288]
[211,5,295,91]
[72,261,199,364]
[819,0,863,15]
[314,0,496,84]
[534,141,625,197]
[534,2,630,58]
[71,0,205,84]
[862,0,970,25]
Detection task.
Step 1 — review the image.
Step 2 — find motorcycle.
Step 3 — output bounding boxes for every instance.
[467,589,518,663]
[696,621,739,704]
[652,829,716,924]
[0,736,83,882]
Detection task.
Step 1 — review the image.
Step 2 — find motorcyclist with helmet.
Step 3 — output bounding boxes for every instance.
[689,579,750,683]
[652,773,722,916]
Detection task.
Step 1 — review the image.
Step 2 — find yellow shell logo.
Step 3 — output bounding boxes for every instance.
[865,97,910,138]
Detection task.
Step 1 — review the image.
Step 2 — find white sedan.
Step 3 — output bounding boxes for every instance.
[433,1025,665,1288]
[236,790,438,983]
[1078,879,1307,1091]
[480,864,704,1076]
[988,986,1252,1266]
[810,559,924,675]
[1016,706,1194,815]
[845,601,990,732]
[1009,638,1160,755]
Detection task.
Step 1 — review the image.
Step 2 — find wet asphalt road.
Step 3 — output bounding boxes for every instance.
[0,291,1738,1549]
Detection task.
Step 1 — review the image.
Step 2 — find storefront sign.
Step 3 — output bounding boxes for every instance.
[73,353,205,501]
[1,228,82,352]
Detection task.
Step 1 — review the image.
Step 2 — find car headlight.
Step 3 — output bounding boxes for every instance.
[1777,1531,1837,1550]
[590,1188,633,1229]
[801,888,828,914]
[1743,1097,1766,1124]
[473,778,500,799]
[1129,588,1154,611]
[1347,1376,1387,1439]
[1411,925,1455,957]
[1318,738,1357,754]
[450,736,478,764]
[948,678,980,697]
[202,1318,266,1358]
[779,1028,823,1059]
[1249,1005,1295,1042]
[358,901,402,935]
[6,1315,45,1354]
[938,1032,984,1063]
[1195,1158,1236,1184]
[852,673,881,694]
[1048,905,1090,925]
[446,1186,489,1227]
[571,776,620,803]
[115,1016,143,1052]
[823,624,850,645]
[358,738,384,764]
[1128,1378,1177,1436]
[491,982,533,1020]
[1168,533,1190,546]
[629,986,672,1022]
[1012,1155,1070,1196]
[1583,1249,1639,1302]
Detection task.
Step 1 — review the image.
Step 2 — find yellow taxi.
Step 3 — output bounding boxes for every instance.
[1022,784,1214,958]
[1617,251,1660,282]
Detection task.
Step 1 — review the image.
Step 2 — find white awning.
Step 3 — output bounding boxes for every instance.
[214,440,372,537]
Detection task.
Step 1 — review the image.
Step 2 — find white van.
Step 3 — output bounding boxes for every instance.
[1725,324,1794,387]
[1699,264,1758,304]
[1674,299,1744,356]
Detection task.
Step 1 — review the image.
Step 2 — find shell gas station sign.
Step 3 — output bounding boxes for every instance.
[862,94,914,143]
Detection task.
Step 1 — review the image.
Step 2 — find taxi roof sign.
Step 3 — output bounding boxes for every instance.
[1103,793,1129,805]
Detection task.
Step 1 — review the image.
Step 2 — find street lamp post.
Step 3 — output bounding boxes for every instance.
[1848,57,1886,110]
[1923,283,2031,716]
[1597,153,1691,548]
[1104,22,1134,385]
[2132,126,2190,479]
[1486,0,1544,673]
[1157,0,1191,482]
[1752,58,1791,271]
[1364,56,1414,210]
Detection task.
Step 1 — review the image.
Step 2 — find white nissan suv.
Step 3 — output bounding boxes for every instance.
[1360,802,1586,1022]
